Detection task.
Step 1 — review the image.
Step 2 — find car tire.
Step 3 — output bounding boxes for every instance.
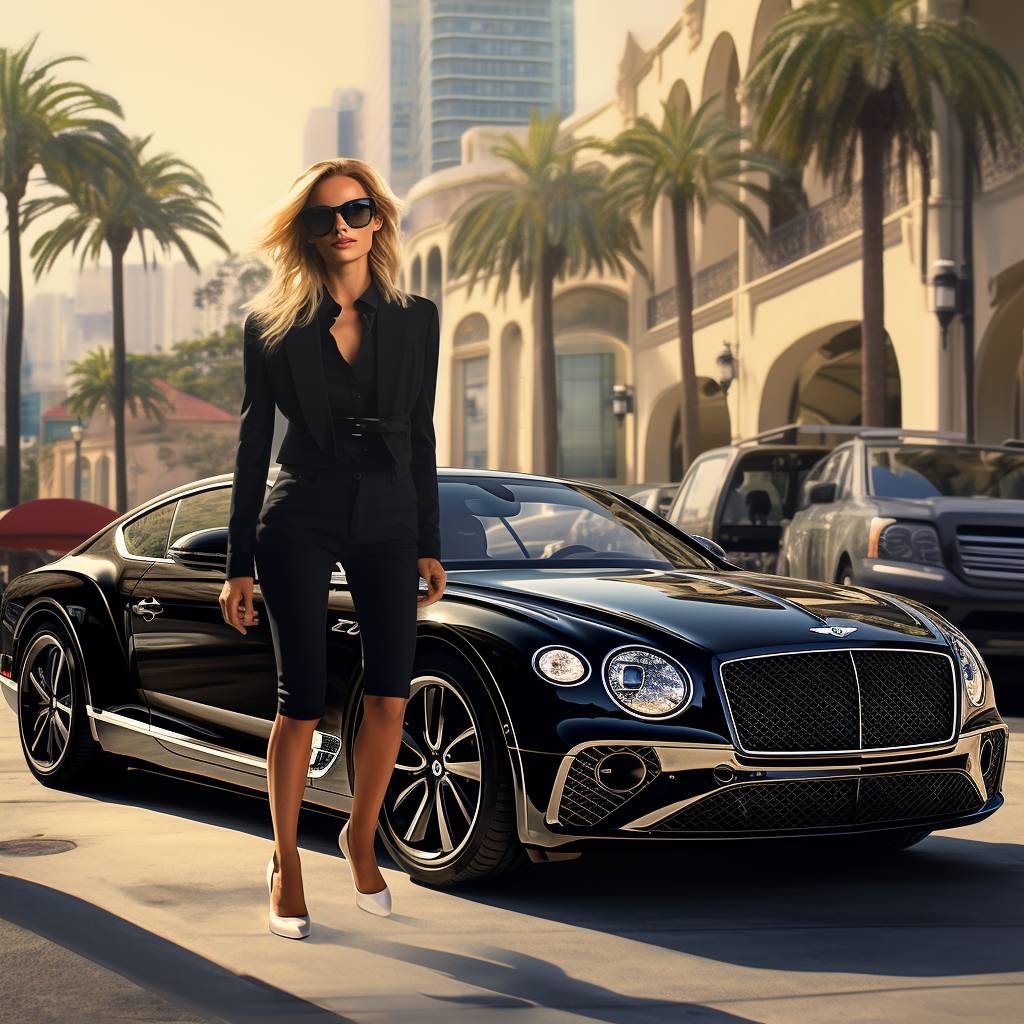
[835,557,854,587]
[376,649,529,887]
[807,828,932,856]
[16,619,121,789]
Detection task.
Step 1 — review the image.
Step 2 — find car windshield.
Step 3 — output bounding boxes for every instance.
[439,476,714,568]
[867,446,1024,500]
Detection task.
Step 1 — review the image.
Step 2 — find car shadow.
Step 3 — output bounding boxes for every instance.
[78,764,1024,988]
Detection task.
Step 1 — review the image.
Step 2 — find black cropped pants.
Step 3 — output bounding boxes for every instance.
[254,462,421,720]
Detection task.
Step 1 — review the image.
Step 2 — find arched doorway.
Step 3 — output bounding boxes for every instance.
[410,254,422,294]
[977,263,1024,442]
[790,325,901,426]
[645,380,731,482]
[452,313,490,468]
[499,322,523,470]
[551,288,629,482]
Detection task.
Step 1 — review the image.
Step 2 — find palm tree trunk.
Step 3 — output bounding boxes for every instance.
[860,120,888,427]
[4,189,25,508]
[109,239,129,512]
[671,193,700,472]
[537,244,560,477]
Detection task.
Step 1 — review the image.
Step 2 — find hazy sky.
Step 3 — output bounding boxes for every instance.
[1,0,682,301]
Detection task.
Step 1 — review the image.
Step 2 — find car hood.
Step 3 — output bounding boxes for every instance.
[445,566,938,652]
[871,495,1024,520]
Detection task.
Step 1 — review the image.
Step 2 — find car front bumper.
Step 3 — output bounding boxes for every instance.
[516,724,1007,849]
[851,559,1024,662]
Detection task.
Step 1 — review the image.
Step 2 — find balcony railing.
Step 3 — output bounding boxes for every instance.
[748,175,909,280]
[646,252,739,329]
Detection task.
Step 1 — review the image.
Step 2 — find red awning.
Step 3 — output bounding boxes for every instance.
[0,499,120,554]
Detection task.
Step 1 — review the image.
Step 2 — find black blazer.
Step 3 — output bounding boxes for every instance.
[226,292,441,579]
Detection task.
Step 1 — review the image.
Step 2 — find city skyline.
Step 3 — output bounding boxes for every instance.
[0,0,682,302]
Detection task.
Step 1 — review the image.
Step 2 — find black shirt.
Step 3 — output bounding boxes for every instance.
[318,280,391,466]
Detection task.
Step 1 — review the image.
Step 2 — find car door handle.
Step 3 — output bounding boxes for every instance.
[131,596,163,621]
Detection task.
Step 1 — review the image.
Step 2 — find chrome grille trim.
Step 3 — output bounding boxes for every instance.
[715,647,959,756]
[956,528,1024,581]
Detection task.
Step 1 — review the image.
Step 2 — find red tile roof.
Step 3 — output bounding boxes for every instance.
[44,379,237,423]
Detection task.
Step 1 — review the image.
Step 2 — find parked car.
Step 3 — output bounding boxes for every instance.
[663,428,833,572]
[2,467,1007,886]
[620,482,679,518]
[778,435,1024,677]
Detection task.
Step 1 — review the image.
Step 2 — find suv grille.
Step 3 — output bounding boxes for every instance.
[649,771,982,833]
[718,650,955,754]
[957,526,1024,582]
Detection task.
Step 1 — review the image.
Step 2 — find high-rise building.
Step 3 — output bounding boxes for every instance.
[366,0,575,195]
[303,88,365,168]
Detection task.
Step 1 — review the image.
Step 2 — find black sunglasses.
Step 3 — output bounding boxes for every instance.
[300,197,377,236]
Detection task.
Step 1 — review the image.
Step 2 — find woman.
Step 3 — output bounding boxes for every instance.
[219,158,446,940]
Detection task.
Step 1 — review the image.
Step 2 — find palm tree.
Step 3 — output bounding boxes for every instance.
[603,97,802,472]
[448,108,648,477]
[25,134,230,511]
[742,0,1024,427]
[64,346,172,424]
[0,35,124,508]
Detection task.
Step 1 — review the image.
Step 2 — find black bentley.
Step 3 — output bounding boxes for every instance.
[0,467,1008,885]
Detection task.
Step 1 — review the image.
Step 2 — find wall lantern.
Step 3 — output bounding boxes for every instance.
[716,341,737,396]
[612,383,634,421]
[932,258,960,349]
[70,419,85,501]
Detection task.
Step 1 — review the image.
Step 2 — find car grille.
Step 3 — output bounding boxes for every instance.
[718,649,955,754]
[648,771,982,833]
[556,745,660,828]
[956,525,1024,582]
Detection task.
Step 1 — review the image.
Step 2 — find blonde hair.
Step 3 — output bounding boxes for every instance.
[244,158,410,348]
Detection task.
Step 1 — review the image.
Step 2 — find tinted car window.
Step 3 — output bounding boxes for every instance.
[169,487,233,549]
[720,451,826,526]
[796,456,829,511]
[122,502,176,558]
[439,477,713,569]
[868,445,1024,499]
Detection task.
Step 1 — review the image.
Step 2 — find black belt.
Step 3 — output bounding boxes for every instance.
[333,414,410,436]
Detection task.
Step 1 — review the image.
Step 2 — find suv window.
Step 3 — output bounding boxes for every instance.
[168,487,232,549]
[122,502,176,558]
[672,454,728,527]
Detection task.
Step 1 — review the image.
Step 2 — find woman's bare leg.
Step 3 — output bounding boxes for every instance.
[267,712,319,917]
[346,694,407,893]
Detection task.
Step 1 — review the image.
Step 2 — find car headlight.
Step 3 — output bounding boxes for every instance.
[949,634,986,707]
[603,647,692,718]
[533,646,590,685]
[869,519,943,565]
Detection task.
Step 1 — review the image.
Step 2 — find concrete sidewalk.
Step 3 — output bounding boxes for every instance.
[1,708,1021,1024]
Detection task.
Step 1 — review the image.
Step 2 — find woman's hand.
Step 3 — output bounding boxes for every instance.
[417,558,446,607]
[219,576,259,634]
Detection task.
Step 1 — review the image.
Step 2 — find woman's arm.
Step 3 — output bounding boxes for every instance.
[409,301,441,561]
[226,315,276,579]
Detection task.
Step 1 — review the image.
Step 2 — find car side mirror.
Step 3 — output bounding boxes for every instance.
[808,482,837,504]
[168,527,228,570]
[692,535,728,560]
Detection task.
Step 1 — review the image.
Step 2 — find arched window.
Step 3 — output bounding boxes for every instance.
[410,254,422,294]
[426,247,443,323]
[95,455,111,507]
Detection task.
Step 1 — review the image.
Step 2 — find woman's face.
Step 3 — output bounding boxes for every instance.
[303,174,383,270]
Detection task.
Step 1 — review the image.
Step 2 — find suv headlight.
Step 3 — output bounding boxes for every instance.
[869,519,943,565]
[603,647,692,718]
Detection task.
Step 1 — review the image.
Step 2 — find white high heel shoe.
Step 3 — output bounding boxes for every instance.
[338,822,392,917]
[266,857,311,939]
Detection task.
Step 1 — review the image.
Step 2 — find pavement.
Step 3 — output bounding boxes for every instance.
[0,706,1021,1024]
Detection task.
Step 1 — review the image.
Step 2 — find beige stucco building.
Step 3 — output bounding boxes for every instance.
[400,0,1024,486]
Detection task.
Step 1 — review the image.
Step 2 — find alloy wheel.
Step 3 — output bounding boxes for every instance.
[19,634,75,772]
[382,675,483,866]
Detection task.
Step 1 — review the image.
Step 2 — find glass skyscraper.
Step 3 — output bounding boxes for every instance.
[367,0,575,195]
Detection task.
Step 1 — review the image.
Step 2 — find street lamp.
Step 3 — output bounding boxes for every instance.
[70,420,84,500]
[611,383,634,421]
[716,341,737,396]
[932,258,960,350]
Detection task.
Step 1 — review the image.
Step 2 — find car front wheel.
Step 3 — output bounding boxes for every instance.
[17,620,116,789]
[377,654,527,886]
